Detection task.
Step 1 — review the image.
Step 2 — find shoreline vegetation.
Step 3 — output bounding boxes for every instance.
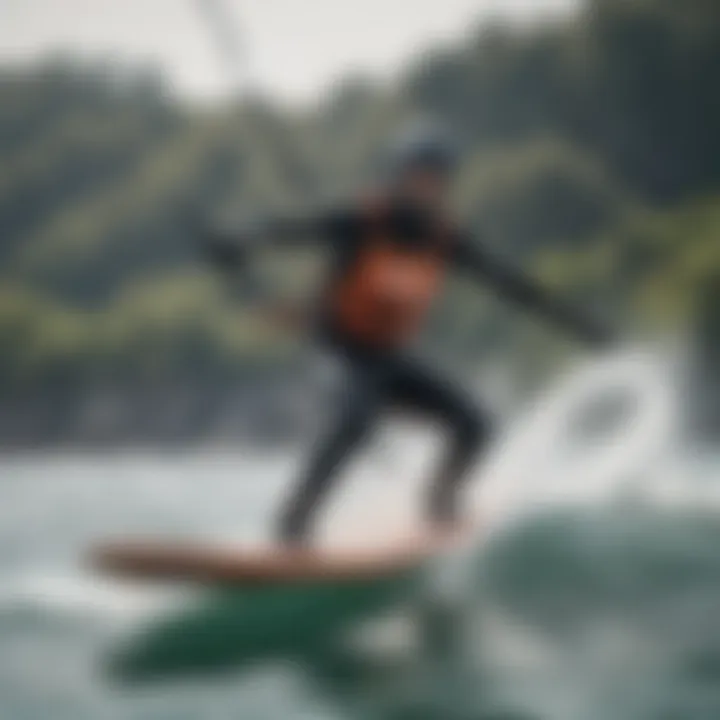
[1,0,719,447]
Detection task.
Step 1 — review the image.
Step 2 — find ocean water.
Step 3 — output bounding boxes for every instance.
[0,351,718,719]
[0,448,719,720]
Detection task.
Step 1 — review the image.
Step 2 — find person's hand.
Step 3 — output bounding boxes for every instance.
[578,319,615,350]
[580,316,615,350]
[561,304,613,350]
[204,232,248,270]
[200,214,259,271]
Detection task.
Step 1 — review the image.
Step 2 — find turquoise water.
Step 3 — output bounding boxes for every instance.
[1,450,720,720]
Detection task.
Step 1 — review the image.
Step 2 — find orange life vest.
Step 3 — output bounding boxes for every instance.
[330,202,449,347]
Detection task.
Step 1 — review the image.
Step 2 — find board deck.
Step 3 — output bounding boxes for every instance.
[90,528,471,586]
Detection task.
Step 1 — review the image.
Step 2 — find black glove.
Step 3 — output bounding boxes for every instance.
[575,314,614,349]
[204,232,248,270]
[201,216,261,271]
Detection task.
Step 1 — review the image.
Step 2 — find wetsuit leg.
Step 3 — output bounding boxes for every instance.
[387,356,491,525]
[277,350,386,544]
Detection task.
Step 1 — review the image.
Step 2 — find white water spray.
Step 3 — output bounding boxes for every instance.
[476,347,677,535]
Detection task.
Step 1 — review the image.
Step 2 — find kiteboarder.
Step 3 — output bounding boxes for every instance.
[203,124,610,545]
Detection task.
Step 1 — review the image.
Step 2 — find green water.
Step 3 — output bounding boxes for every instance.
[1,451,720,720]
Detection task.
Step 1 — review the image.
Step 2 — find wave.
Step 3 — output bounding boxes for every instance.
[0,571,194,626]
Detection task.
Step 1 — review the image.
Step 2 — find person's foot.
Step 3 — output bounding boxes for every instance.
[425,485,473,538]
[276,508,313,549]
[426,483,458,523]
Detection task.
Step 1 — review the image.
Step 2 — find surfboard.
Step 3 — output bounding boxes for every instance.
[90,527,471,586]
[92,527,477,681]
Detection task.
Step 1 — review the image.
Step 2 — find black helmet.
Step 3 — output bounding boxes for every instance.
[387,121,460,178]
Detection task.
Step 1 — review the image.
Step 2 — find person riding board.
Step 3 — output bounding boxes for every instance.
[203,125,611,545]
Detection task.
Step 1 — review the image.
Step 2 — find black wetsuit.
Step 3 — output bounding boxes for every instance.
[206,197,605,543]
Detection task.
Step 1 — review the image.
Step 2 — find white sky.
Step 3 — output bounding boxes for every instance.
[1,0,578,105]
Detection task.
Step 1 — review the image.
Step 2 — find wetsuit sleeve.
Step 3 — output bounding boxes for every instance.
[249,208,363,247]
[451,233,610,347]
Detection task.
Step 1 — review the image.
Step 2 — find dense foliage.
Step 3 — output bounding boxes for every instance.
[0,0,718,415]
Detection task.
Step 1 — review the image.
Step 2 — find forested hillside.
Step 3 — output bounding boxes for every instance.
[1,0,718,445]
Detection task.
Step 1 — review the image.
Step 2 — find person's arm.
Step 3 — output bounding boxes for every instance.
[451,234,611,347]
[201,209,346,271]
